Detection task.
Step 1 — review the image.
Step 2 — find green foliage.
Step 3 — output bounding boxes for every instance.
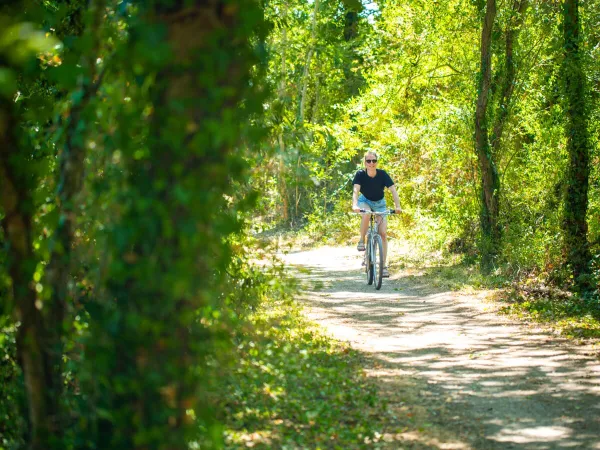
[2,0,276,448]
[218,294,393,448]
[0,323,26,450]
[2,0,600,447]
[71,2,271,448]
[259,0,599,293]
[499,284,600,339]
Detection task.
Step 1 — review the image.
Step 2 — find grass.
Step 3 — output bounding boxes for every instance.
[389,243,600,341]
[219,296,396,449]
[233,230,599,448]
[386,239,504,292]
[497,283,600,340]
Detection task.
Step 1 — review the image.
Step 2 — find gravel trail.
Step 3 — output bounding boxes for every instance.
[283,245,600,449]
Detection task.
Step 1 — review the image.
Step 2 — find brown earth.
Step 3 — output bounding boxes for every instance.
[282,245,600,449]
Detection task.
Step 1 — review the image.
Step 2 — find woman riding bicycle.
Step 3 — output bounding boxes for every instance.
[352,150,402,278]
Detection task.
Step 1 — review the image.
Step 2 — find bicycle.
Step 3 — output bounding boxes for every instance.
[355,209,395,290]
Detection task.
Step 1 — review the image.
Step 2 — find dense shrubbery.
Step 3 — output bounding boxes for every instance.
[0,1,276,448]
[258,0,599,291]
[0,323,26,449]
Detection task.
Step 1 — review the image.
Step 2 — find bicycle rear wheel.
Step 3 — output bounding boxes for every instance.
[373,234,383,290]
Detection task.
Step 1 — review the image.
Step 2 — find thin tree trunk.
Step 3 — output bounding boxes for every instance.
[295,154,302,223]
[474,0,500,272]
[278,135,290,223]
[0,98,51,450]
[490,0,528,152]
[277,1,290,223]
[343,1,363,96]
[299,0,319,124]
[44,1,106,437]
[562,0,591,288]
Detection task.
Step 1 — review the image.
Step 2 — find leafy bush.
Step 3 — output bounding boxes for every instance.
[0,323,26,450]
[217,293,393,448]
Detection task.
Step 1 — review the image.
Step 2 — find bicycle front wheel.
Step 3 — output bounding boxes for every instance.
[366,234,374,285]
[373,234,384,290]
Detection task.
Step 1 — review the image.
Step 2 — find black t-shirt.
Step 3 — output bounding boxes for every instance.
[352,169,394,201]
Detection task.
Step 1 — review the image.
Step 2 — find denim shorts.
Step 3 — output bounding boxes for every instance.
[357,194,387,213]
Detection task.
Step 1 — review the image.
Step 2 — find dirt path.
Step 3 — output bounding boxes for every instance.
[282,246,600,449]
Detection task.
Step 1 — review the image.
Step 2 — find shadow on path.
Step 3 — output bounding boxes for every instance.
[283,246,600,449]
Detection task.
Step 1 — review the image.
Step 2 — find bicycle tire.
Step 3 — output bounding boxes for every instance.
[366,234,374,285]
[373,234,384,290]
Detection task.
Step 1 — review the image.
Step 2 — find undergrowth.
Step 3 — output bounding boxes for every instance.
[0,322,26,450]
[219,295,395,449]
[392,246,600,341]
[497,282,600,340]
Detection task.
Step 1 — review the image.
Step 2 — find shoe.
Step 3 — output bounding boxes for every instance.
[357,241,365,251]
[382,267,390,278]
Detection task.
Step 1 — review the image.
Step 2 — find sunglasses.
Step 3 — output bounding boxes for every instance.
[365,159,378,163]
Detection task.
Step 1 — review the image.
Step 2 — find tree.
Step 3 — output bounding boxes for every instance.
[82,1,268,447]
[342,0,365,96]
[562,0,592,289]
[490,0,528,154]
[474,0,500,272]
[0,14,61,449]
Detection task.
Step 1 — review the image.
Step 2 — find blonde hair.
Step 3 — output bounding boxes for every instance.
[364,150,378,161]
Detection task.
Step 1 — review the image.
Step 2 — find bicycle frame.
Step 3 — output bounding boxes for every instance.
[355,209,394,290]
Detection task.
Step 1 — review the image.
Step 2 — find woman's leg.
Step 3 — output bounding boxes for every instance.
[357,200,371,249]
[379,217,388,265]
[360,214,370,243]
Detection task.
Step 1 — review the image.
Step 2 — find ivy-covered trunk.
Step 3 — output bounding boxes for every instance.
[85,1,267,447]
[43,2,106,440]
[0,96,55,449]
[474,0,500,272]
[342,0,364,96]
[562,0,591,289]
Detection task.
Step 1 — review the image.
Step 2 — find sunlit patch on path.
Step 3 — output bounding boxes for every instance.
[283,245,600,449]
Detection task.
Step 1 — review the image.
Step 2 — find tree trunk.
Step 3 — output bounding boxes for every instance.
[278,136,290,223]
[343,0,364,96]
[0,98,52,450]
[299,0,319,124]
[562,0,591,289]
[474,0,500,272]
[44,1,106,438]
[277,3,290,223]
[490,0,528,152]
[91,3,267,445]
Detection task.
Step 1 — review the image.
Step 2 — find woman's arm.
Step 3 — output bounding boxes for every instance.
[352,184,361,212]
[388,185,402,213]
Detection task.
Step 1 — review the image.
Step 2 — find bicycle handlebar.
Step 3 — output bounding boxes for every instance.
[353,209,396,215]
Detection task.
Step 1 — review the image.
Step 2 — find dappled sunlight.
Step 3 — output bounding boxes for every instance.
[283,245,600,449]
[490,425,572,443]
